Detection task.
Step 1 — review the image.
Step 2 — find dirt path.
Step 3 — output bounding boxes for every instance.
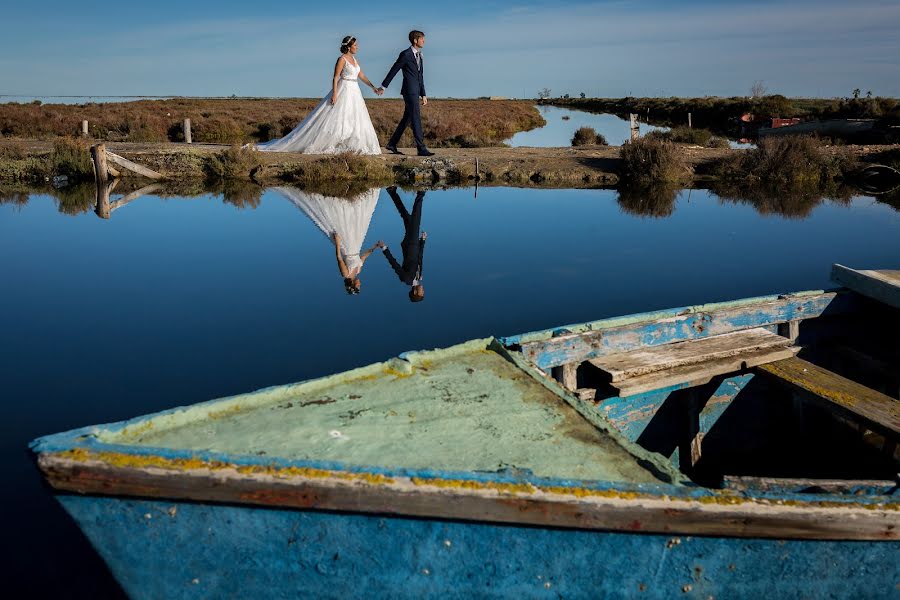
[2,139,897,187]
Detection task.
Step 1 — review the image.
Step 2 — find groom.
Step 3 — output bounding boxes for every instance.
[379,30,434,156]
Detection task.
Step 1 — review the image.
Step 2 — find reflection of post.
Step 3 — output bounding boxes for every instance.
[183,118,192,144]
[95,179,117,220]
[629,113,639,141]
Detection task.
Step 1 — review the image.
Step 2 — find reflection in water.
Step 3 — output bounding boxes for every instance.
[274,186,382,295]
[383,187,427,302]
[617,184,680,218]
[711,181,854,219]
[218,180,264,210]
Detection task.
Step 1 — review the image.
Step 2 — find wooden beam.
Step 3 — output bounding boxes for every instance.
[831,264,900,310]
[37,452,900,541]
[589,328,793,383]
[183,118,192,144]
[105,151,165,180]
[612,346,799,397]
[757,357,900,438]
[520,292,848,370]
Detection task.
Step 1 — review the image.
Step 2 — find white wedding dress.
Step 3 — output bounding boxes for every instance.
[257,59,382,155]
[274,187,380,277]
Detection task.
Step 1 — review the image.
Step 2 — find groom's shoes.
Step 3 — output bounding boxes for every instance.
[385,144,402,155]
[417,149,435,156]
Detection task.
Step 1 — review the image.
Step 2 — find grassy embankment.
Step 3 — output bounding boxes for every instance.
[0,98,545,148]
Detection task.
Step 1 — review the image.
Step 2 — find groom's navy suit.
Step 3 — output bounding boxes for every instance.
[383,188,426,285]
[382,48,427,152]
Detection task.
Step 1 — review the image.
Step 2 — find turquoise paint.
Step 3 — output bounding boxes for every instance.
[58,495,900,600]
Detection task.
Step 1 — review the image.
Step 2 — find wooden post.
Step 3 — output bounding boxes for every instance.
[90,144,108,185]
[629,113,639,141]
[778,320,800,343]
[183,118,192,144]
[81,120,89,137]
[688,112,692,128]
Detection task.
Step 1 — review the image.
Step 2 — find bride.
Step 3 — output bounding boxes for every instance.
[256,36,383,154]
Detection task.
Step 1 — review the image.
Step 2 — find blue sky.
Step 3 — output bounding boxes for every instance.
[2,0,899,98]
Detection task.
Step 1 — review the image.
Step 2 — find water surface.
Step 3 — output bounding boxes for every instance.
[2,184,898,597]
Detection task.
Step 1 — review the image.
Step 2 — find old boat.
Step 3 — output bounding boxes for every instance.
[31,264,899,598]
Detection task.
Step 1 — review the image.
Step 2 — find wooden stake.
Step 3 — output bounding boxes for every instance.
[183,118,192,144]
[629,113,639,141]
[95,178,117,220]
[81,120,89,137]
[688,112,692,128]
[90,144,108,185]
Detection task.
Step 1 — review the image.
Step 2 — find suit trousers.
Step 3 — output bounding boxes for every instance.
[389,93,426,151]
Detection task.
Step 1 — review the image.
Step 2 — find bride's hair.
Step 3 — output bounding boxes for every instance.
[340,36,356,54]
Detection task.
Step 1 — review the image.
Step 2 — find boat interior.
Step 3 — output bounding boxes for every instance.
[511,266,900,493]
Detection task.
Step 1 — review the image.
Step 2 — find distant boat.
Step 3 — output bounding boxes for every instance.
[31,264,899,599]
[757,118,876,138]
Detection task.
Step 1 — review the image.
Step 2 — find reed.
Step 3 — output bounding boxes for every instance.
[618,137,691,184]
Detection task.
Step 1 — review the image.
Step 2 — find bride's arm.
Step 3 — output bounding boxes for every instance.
[358,70,380,95]
[331,57,345,105]
[332,233,349,277]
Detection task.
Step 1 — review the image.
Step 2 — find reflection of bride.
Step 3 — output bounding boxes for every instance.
[273,187,382,295]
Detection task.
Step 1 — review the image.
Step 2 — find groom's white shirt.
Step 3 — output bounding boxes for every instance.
[410,45,421,67]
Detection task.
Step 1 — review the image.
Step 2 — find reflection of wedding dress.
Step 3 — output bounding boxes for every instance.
[274,187,380,276]
[257,59,381,154]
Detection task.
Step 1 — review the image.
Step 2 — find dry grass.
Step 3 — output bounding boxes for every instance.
[571,127,608,146]
[616,184,680,217]
[714,135,852,187]
[204,145,262,179]
[0,99,544,147]
[281,152,393,187]
[619,137,692,184]
[50,137,94,180]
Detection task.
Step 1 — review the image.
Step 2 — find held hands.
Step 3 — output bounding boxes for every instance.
[375,87,385,96]
[375,240,386,249]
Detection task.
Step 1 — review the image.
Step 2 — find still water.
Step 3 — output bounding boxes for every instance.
[508,105,669,147]
[2,184,899,597]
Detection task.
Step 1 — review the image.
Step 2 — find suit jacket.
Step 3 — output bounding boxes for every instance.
[384,238,425,285]
[382,48,426,97]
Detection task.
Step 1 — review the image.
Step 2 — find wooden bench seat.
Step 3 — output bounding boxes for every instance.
[757,357,900,438]
[587,328,797,397]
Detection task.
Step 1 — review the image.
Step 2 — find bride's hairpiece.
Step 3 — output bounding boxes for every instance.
[340,36,356,53]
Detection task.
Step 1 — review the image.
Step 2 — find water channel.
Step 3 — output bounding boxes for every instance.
[3,183,899,596]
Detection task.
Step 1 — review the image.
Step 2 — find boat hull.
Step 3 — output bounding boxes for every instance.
[59,494,898,600]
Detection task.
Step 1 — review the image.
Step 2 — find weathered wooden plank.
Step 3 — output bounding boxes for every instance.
[37,453,900,541]
[520,292,849,370]
[589,328,792,383]
[614,346,800,397]
[757,357,900,438]
[105,151,165,180]
[831,264,900,310]
[723,476,897,495]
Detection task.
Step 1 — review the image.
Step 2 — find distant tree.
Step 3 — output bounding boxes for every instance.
[866,90,873,99]
[750,80,767,98]
[852,88,861,99]
[580,92,586,99]
[563,93,570,99]
[537,88,552,100]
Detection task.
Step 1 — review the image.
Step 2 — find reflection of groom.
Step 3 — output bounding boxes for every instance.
[379,30,434,156]
[381,187,427,302]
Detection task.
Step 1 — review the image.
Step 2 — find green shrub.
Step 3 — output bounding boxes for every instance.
[619,137,691,184]
[50,137,93,179]
[205,145,261,179]
[571,127,607,146]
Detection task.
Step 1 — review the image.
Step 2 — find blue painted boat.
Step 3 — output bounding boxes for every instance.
[31,264,899,599]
